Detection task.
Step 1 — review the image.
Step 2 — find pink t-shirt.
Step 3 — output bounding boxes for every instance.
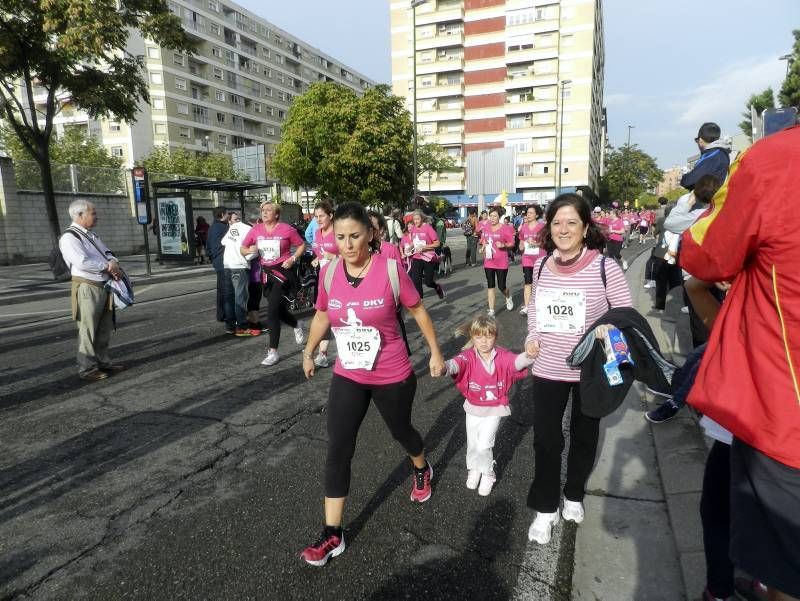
[450,347,529,408]
[379,240,403,262]
[481,223,515,270]
[519,221,545,268]
[241,222,304,267]
[407,223,439,262]
[313,227,338,260]
[608,218,625,242]
[315,253,421,385]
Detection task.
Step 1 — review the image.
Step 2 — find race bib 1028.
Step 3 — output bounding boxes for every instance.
[535,287,586,334]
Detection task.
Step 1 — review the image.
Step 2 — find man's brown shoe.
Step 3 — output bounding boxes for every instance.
[80,369,109,381]
[99,364,126,374]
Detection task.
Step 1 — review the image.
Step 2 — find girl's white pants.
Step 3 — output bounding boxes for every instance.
[465,413,502,473]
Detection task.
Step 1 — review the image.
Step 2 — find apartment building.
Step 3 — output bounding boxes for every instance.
[35,0,374,170]
[390,0,605,205]
[656,166,683,197]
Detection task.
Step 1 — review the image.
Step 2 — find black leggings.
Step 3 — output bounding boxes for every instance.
[264,267,298,348]
[410,259,438,297]
[247,281,262,311]
[325,373,423,498]
[700,441,735,598]
[523,266,534,286]
[606,240,623,262]
[484,267,508,291]
[527,377,600,513]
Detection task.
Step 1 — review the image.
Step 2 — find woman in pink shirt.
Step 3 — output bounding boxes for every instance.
[368,210,403,263]
[606,209,627,270]
[524,193,632,546]
[240,201,306,367]
[518,205,545,316]
[403,210,444,300]
[311,200,337,368]
[299,202,445,567]
[479,206,516,316]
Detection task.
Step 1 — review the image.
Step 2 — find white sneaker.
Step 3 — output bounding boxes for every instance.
[314,352,329,368]
[680,306,690,314]
[622,259,629,271]
[478,471,496,496]
[466,469,481,490]
[505,296,514,311]
[294,323,305,344]
[527,511,559,544]
[643,280,654,289]
[261,349,280,366]
[487,309,495,317]
[562,499,585,524]
[519,305,528,315]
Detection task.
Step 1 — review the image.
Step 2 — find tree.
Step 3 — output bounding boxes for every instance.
[417,143,456,193]
[0,0,195,244]
[738,88,775,139]
[0,125,124,192]
[271,82,414,208]
[138,145,242,180]
[602,144,663,203]
[779,29,800,109]
[427,195,454,217]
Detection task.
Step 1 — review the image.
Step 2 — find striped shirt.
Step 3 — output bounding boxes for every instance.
[525,254,632,382]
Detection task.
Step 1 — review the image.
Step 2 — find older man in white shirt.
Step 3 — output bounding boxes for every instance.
[59,199,125,381]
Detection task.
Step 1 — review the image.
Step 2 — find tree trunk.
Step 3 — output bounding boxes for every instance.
[37,144,61,247]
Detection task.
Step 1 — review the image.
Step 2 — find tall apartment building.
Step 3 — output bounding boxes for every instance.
[656,166,683,197]
[31,0,374,170]
[390,0,605,205]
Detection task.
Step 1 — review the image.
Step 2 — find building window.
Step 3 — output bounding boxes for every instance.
[174,77,187,91]
[173,52,185,66]
[212,46,222,58]
[265,105,274,116]
[215,89,225,101]
[154,122,167,135]
[264,86,273,97]
[179,126,190,138]
[108,121,121,132]
[231,94,242,105]
[254,102,262,113]
[212,67,223,80]
[110,146,124,158]
[217,112,225,124]
[152,97,165,110]
[278,110,285,119]
[146,47,160,59]
[209,22,220,35]
[208,0,218,11]
[217,134,227,145]
[177,103,189,115]
[149,71,163,84]
[266,126,275,135]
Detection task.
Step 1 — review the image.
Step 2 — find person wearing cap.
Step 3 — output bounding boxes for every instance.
[680,123,732,191]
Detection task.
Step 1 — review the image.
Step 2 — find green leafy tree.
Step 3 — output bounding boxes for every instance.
[602,144,663,203]
[270,82,358,201]
[428,195,454,217]
[0,0,195,243]
[138,145,240,180]
[779,30,800,109]
[417,143,456,193]
[738,88,775,139]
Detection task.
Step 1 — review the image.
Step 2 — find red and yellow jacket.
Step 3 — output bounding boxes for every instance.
[681,125,800,469]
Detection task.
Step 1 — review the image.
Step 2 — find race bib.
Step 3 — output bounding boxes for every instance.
[331,326,381,370]
[523,240,540,256]
[535,287,586,334]
[412,235,425,253]
[258,239,280,262]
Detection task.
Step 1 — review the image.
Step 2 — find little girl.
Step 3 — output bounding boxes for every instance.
[444,315,534,495]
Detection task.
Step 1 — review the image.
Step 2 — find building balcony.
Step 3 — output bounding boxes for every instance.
[505,47,559,64]
[416,82,464,99]
[427,131,463,145]
[414,7,464,27]
[504,99,557,114]
[416,56,464,76]
[416,30,464,51]
[417,107,463,122]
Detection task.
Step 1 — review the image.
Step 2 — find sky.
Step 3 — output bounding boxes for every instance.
[237,0,800,168]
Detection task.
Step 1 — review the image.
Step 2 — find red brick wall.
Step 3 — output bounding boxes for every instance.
[464,67,506,85]
[464,117,506,133]
[465,0,505,9]
[465,141,504,153]
[464,16,505,36]
[464,42,505,61]
[464,93,505,109]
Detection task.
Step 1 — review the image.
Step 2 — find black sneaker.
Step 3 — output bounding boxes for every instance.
[435,284,444,300]
[645,400,680,424]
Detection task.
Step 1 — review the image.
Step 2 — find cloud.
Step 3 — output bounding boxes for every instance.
[604,93,633,107]
[671,55,786,127]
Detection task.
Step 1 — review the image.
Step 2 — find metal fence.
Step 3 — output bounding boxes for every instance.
[13,160,128,196]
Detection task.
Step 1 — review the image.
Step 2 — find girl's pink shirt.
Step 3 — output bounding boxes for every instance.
[313,227,338,259]
[241,222,304,267]
[519,221,545,268]
[315,253,420,385]
[450,347,529,408]
[481,223,515,270]
[407,223,439,262]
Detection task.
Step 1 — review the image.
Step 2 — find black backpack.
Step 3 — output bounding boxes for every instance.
[48,230,80,281]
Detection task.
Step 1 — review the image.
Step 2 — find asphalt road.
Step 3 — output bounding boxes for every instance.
[0,239,654,601]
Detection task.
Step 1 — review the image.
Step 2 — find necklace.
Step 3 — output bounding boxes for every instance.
[345,255,372,287]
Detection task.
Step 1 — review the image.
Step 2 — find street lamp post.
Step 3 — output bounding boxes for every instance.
[624,124,635,206]
[556,79,572,196]
[780,53,794,78]
[410,0,428,204]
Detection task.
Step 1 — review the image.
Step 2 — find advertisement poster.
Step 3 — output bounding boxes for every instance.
[157,196,189,256]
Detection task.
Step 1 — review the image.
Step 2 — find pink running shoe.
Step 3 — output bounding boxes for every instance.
[300,528,345,567]
[410,461,434,503]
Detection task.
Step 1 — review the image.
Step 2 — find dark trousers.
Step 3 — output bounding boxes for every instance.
[247,281,262,312]
[527,377,601,513]
[700,441,735,598]
[606,240,623,262]
[215,269,226,322]
[654,259,683,310]
[325,373,423,497]
[223,268,249,327]
[410,259,438,297]
[264,267,298,348]
[465,235,479,266]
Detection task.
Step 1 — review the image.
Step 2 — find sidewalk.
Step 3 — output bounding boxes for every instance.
[0,254,213,306]
[570,249,709,601]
